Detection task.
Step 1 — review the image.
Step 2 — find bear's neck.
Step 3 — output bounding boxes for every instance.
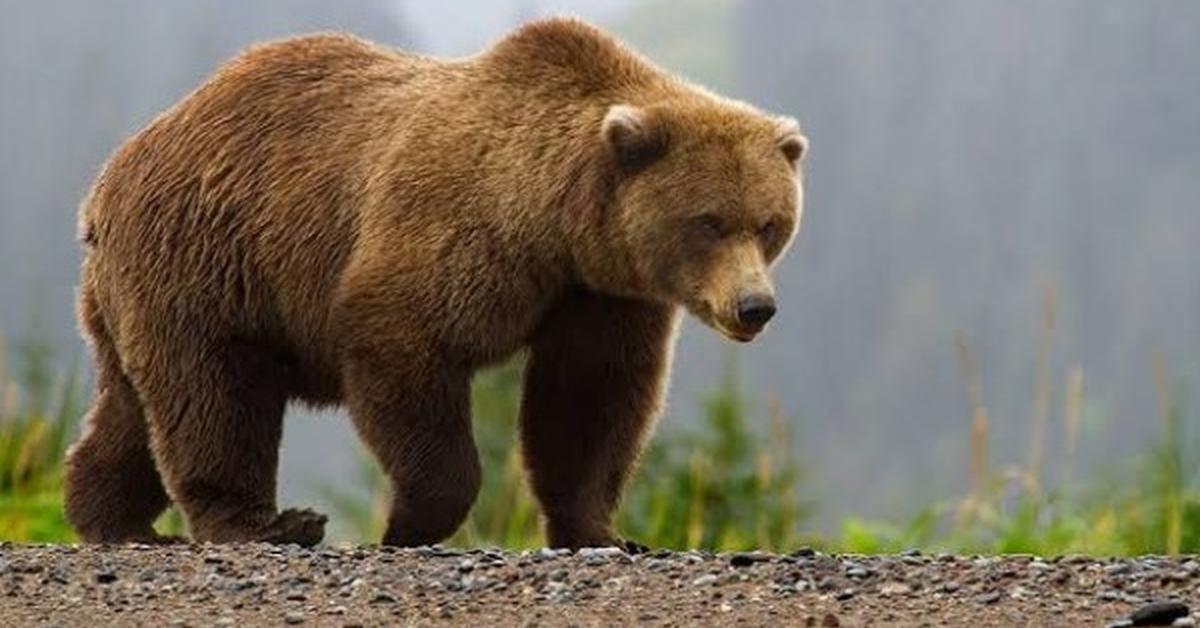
[527,127,648,301]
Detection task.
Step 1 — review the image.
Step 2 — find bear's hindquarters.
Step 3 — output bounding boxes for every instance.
[64,286,175,543]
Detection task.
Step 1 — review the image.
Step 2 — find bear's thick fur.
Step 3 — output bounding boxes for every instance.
[65,18,807,547]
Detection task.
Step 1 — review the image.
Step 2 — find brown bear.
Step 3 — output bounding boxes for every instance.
[64,17,807,548]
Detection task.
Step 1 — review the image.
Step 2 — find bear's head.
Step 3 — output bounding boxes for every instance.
[597,100,807,342]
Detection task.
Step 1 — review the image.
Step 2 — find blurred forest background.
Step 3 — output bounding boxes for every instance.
[2,0,1199,552]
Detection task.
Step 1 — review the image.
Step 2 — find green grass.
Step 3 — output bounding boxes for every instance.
[618,359,812,551]
[832,291,1200,556]
[1,312,1197,555]
[0,335,83,542]
[316,356,812,550]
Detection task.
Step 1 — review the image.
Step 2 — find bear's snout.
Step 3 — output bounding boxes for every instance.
[736,293,776,331]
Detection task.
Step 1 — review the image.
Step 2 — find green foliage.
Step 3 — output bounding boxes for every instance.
[619,361,812,551]
[835,315,1200,557]
[2,325,1197,557]
[450,359,541,548]
[836,508,940,555]
[0,335,84,542]
[0,492,74,542]
[322,355,812,551]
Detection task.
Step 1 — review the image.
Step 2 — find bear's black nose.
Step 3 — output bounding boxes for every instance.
[736,294,776,329]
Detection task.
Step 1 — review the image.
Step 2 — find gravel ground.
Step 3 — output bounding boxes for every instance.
[0,543,1197,626]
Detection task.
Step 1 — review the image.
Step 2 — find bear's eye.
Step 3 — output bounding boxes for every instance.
[694,214,725,239]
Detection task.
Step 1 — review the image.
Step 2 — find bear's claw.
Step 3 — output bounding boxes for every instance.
[256,508,328,547]
[620,538,651,554]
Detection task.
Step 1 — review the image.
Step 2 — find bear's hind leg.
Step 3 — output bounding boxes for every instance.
[65,298,174,543]
[135,337,326,546]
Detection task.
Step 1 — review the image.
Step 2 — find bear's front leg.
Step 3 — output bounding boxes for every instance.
[520,289,677,550]
[342,344,481,546]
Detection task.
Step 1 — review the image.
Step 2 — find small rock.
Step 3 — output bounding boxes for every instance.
[1029,561,1054,573]
[95,571,118,584]
[1172,618,1195,627]
[1163,571,1191,583]
[692,574,719,587]
[284,611,305,624]
[1105,563,1133,576]
[1130,601,1190,626]
[730,552,769,568]
[579,546,625,558]
[845,566,870,579]
[579,546,626,566]
[369,591,397,604]
[1010,585,1033,600]
[977,591,1002,605]
[834,588,856,601]
[822,613,841,627]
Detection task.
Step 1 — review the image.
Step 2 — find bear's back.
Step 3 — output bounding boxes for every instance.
[84,32,430,239]
[80,33,439,374]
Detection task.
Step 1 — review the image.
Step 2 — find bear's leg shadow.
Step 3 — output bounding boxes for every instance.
[519,290,676,550]
[343,352,481,547]
[65,290,174,543]
[133,333,326,545]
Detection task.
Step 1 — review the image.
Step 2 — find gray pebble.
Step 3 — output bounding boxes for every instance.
[845,566,870,579]
[977,591,1002,605]
[369,591,396,604]
[1130,601,1190,626]
[691,574,719,587]
[1105,563,1133,576]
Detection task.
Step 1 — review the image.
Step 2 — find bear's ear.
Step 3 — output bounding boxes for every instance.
[775,116,808,165]
[602,104,668,171]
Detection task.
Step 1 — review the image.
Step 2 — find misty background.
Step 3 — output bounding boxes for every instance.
[1,0,1197,535]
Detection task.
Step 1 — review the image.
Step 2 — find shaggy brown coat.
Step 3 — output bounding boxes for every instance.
[65,17,807,547]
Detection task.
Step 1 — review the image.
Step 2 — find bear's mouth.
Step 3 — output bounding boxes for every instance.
[714,321,760,343]
[687,300,762,343]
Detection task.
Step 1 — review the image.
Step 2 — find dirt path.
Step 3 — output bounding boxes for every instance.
[0,543,1195,626]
